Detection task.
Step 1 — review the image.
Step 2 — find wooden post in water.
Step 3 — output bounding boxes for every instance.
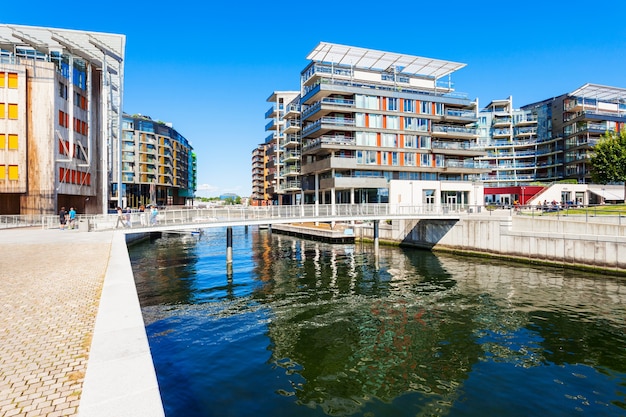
[226,226,233,264]
[373,220,379,257]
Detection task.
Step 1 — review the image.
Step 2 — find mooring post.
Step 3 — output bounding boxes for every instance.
[373,219,379,257]
[226,226,233,264]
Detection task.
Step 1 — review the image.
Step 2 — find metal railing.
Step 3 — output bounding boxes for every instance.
[3,203,626,232]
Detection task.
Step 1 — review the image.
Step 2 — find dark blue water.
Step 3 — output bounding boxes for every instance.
[129,227,626,417]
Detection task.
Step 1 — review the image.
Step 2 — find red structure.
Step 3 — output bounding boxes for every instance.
[484,186,545,205]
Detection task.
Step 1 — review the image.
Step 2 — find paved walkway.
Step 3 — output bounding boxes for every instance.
[0,227,163,417]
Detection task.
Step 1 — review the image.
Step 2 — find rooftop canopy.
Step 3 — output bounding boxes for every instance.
[570,83,626,102]
[0,24,125,74]
[306,42,466,80]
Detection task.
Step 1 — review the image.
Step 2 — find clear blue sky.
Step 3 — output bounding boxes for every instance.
[5,0,626,197]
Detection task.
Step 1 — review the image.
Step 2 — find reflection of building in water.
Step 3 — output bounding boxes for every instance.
[257,234,475,413]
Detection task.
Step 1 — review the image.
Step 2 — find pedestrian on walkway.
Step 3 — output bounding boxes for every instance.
[115,206,127,228]
[150,205,159,226]
[124,207,132,228]
[68,207,77,229]
[59,207,68,230]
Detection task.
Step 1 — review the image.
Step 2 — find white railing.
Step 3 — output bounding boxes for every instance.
[5,203,626,232]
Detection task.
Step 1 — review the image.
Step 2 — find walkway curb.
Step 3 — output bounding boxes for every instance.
[78,232,164,417]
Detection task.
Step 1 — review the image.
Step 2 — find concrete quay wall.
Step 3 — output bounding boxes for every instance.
[359,214,626,273]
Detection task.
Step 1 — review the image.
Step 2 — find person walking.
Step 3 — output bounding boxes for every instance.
[68,207,77,229]
[115,206,127,228]
[59,207,68,230]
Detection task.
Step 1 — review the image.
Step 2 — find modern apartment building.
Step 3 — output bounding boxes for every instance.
[120,114,195,208]
[0,24,124,215]
[557,83,626,183]
[262,91,300,205]
[299,42,486,205]
[251,143,271,205]
[477,96,561,187]
[478,84,626,204]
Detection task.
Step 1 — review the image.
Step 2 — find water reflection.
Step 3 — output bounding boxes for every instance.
[129,227,626,417]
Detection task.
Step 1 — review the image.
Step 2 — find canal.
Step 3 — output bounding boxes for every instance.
[128,226,626,417]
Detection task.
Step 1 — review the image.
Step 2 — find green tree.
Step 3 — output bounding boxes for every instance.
[590,130,626,201]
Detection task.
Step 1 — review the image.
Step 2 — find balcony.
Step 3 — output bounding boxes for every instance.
[301,155,358,175]
[283,103,300,119]
[278,180,301,192]
[492,128,512,138]
[431,125,478,138]
[264,106,277,119]
[283,119,300,134]
[302,116,356,137]
[443,109,476,122]
[516,126,537,137]
[302,97,356,121]
[280,151,301,163]
[320,175,388,190]
[302,135,356,155]
[265,119,277,131]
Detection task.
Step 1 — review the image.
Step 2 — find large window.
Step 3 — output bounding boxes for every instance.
[357,150,377,165]
[381,133,397,148]
[356,132,377,146]
[405,117,429,132]
[387,98,398,111]
[404,99,415,113]
[421,154,432,167]
[356,95,379,110]
[404,152,416,166]
[420,101,432,114]
[369,114,382,128]
[386,115,399,130]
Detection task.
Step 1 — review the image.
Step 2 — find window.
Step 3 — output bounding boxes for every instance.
[356,132,377,146]
[0,165,5,180]
[59,82,67,99]
[0,103,4,118]
[355,113,365,127]
[405,152,416,166]
[357,150,377,165]
[382,152,388,165]
[420,101,432,114]
[8,104,17,119]
[404,135,416,148]
[0,72,4,88]
[387,98,398,111]
[356,95,379,110]
[436,154,445,167]
[421,154,432,167]
[405,117,429,132]
[404,99,415,113]
[435,103,444,115]
[8,73,17,89]
[0,134,4,149]
[386,116,399,130]
[381,133,397,148]
[419,136,431,149]
[8,165,18,180]
[8,134,18,150]
[369,114,382,128]
[392,152,398,166]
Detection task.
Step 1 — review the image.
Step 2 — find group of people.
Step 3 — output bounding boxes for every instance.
[115,204,160,228]
[59,204,161,230]
[58,206,77,230]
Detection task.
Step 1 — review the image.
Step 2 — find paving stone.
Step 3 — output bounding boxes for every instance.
[0,229,113,417]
